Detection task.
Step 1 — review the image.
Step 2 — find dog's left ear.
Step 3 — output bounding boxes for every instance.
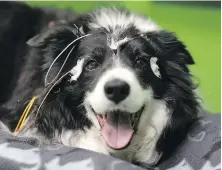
[146,31,195,65]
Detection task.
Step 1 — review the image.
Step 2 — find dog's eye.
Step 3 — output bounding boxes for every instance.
[135,58,147,68]
[85,60,99,71]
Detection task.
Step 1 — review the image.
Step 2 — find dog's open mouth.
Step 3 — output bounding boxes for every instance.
[91,105,144,150]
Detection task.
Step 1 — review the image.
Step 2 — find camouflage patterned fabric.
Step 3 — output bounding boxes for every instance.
[0,115,220,170]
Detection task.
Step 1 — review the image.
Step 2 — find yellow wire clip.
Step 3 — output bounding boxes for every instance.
[14,96,38,135]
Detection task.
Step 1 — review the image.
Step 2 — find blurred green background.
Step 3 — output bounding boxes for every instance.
[27,1,221,113]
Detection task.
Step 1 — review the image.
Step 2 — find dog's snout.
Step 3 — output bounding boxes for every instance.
[104,79,130,104]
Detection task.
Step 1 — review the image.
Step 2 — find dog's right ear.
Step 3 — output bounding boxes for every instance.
[27,23,81,48]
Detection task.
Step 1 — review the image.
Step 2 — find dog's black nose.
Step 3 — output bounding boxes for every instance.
[104,79,130,104]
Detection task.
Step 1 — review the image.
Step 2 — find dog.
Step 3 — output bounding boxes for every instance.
[0,2,199,167]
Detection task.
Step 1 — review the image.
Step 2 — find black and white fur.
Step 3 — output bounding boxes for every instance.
[0,2,199,167]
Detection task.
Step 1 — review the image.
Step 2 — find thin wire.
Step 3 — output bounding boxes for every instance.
[44,34,91,86]
[20,97,38,129]
[14,96,38,135]
[36,71,71,119]
[45,44,75,88]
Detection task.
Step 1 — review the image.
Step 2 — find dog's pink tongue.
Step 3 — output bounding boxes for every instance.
[101,121,133,149]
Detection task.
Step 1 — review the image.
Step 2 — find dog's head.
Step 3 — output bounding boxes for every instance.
[27,7,198,158]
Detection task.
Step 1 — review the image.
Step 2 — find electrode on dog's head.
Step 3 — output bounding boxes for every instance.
[69,59,85,82]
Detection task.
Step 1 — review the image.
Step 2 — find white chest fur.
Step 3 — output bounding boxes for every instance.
[59,127,109,155]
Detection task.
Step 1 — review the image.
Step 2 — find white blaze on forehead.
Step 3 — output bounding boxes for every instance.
[70,59,84,82]
[109,37,131,50]
[150,57,161,79]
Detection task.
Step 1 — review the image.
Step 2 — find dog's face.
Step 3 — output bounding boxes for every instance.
[27,7,198,161]
[77,31,166,149]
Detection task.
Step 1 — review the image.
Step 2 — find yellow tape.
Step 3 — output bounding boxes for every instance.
[14,96,38,135]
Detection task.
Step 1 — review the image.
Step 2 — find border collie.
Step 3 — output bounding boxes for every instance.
[0,2,199,167]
